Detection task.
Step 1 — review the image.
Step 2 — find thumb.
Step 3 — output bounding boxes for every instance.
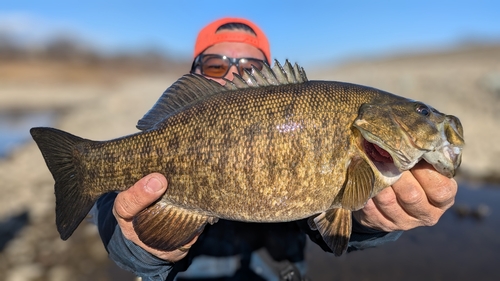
[113,173,167,220]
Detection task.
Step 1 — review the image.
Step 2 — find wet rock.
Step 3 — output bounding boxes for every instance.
[0,210,29,251]
[454,204,471,219]
[472,203,491,220]
[453,203,492,221]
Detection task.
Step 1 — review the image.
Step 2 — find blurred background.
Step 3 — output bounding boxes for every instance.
[1,1,499,280]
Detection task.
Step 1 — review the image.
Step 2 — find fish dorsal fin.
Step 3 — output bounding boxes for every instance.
[137,60,308,131]
[137,74,227,131]
[224,59,308,89]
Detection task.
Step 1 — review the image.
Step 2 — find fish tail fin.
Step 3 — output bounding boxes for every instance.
[30,127,98,240]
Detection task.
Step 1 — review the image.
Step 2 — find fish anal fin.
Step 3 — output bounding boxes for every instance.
[313,208,352,256]
[341,157,375,210]
[133,203,218,251]
[307,216,317,230]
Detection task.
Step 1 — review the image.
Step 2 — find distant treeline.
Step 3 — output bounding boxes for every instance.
[0,35,190,76]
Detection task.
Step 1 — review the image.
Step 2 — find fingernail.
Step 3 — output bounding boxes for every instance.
[146,177,163,193]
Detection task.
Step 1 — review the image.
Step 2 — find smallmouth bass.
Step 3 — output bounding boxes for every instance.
[30,60,464,256]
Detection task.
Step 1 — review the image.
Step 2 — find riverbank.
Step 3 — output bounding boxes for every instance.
[0,44,499,280]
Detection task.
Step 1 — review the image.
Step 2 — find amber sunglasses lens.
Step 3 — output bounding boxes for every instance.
[237,59,265,74]
[201,56,230,78]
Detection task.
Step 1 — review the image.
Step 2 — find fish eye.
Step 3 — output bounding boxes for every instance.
[415,104,431,116]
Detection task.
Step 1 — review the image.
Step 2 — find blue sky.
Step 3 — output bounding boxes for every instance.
[1,0,499,68]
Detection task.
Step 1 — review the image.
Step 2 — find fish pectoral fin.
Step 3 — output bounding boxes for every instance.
[312,208,352,256]
[341,157,374,210]
[133,203,218,251]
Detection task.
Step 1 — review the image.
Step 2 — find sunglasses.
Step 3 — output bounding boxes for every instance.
[190,54,267,78]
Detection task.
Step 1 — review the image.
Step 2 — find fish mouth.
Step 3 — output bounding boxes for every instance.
[363,139,393,163]
[362,139,401,178]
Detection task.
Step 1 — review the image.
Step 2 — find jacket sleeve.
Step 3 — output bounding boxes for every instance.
[95,193,402,279]
[95,193,174,281]
[348,217,403,252]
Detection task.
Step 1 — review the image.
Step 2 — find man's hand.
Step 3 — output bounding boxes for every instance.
[112,173,198,262]
[353,161,458,232]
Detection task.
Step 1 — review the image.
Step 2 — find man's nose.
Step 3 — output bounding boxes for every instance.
[224,65,239,80]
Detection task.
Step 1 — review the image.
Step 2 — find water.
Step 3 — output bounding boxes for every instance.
[1,111,499,280]
[306,181,500,281]
[0,111,56,158]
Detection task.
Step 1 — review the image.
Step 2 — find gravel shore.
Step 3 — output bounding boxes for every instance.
[1,45,499,280]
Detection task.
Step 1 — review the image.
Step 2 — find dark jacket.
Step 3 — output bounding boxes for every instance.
[96,192,402,281]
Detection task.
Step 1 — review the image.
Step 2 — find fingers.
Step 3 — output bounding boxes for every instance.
[360,161,458,232]
[409,161,458,209]
[358,179,426,232]
[109,173,199,262]
[177,235,199,252]
[354,188,403,232]
[390,169,436,226]
[392,162,457,227]
[113,173,167,221]
[153,235,200,262]
[108,173,202,262]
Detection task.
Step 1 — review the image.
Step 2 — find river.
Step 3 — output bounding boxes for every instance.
[1,111,498,281]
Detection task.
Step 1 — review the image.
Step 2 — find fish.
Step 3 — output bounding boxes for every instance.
[30,60,464,256]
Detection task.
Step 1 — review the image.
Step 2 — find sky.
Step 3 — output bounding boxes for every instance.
[1,0,499,68]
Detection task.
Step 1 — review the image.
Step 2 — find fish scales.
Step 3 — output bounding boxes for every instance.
[30,60,464,256]
[82,82,362,218]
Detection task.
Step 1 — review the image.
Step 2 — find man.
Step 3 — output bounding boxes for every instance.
[95,17,457,281]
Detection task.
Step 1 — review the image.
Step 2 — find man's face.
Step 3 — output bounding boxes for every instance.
[194,36,266,85]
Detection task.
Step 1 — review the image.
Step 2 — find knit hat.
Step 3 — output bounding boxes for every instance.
[193,17,271,62]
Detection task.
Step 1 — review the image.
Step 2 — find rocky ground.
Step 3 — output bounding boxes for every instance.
[0,44,499,280]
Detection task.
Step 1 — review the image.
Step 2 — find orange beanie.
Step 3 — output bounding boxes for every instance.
[193,17,271,62]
